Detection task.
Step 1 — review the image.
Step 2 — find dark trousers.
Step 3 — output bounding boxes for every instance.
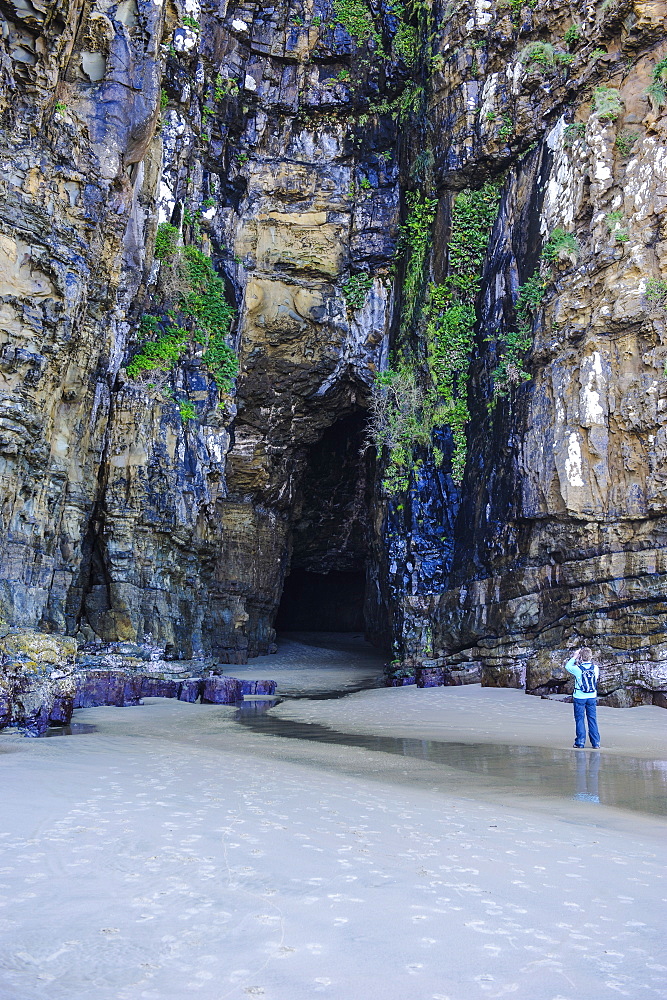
[573,698,600,747]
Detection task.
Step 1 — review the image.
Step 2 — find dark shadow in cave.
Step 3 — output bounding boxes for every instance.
[275,411,374,636]
[275,569,365,631]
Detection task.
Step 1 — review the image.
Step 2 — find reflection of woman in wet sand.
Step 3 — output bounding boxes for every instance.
[565,647,601,749]
[573,748,601,803]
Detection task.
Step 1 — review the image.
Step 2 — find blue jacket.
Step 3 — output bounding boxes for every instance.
[565,656,599,699]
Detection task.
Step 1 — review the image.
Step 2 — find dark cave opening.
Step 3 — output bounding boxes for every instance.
[275,569,366,632]
[275,411,373,635]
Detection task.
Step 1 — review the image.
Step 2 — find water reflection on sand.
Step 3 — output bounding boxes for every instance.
[236,712,667,817]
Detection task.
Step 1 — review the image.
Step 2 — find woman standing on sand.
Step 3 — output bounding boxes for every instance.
[564,647,601,750]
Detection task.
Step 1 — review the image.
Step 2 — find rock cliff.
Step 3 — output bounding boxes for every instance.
[1,0,666,726]
[386,0,667,709]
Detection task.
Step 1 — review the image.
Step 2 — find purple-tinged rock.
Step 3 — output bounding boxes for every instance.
[418,668,445,688]
[0,677,11,729]
[141,676,181,699]
[178,678,203,702]
[201,676,242,704]
[18,706,51,737]
[122,676,142,706]
[448,665,482,686]
[74,671,118,708]
[49,696,74,725]
[240,679,277,696]
[74,670,142,708]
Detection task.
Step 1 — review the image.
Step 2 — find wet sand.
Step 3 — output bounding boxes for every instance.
[1,640,666,1000]
[271,682,667,758]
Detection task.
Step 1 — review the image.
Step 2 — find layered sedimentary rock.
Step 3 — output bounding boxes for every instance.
[0,0,164,637]
[1,0,667,721]
[0,0,398,665]
[387,0,667,708]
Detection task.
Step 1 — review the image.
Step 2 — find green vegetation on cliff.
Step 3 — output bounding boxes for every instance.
[398,191,438,328]
[333,0,382,44]
[371,183,501,493]
[343,271,374,309]
[425,182,501,480]
[491,270,542,402]
[646,277,667,308]
[370,362,432,495]
[647,58,667,108]
[592,86,623,121]
[154,222,179,261]
[519,41,573,69]
[329,0,426,117]
[542,227,581,263]
[127,224,238,406]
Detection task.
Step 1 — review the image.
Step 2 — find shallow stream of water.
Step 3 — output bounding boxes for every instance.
[45,631,667,818]
[235,707,667,817]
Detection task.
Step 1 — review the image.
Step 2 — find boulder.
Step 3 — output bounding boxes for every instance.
[74,670,142,708]
[0,673,11,728]
[0,629,76,736]
[201,676,243,704]
[481,662,526,689]
[140,676,181,698]
[240,679,277,696]
[448,665,482,686]
[417,667,446,688]
[49,696,74,725]
[178,678,203,702]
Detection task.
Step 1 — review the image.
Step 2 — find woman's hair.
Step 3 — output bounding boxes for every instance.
[578,646,593,663]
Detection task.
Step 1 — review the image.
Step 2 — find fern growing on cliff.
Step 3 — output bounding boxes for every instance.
[371,182,501,492]
[370,363,431,495]
[392,20,418,67]
[343,272,374,309]
[491,271,543,403]
[127,231,237,401]
[425,182,501,481]
[542,227,581,264]
[332,0,382,46]
[154,222,180,261]
[126,326,189,380]
[647,58,667,109]
[397,191,438,330]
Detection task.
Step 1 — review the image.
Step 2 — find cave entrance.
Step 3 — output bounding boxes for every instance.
[275,411,372,635]
[276,569,366,632]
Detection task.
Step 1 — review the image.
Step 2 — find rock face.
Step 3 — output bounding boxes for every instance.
[390,0,667,709]
[0,0,397,664]
[0,0,164,642]
[0,0,666,708]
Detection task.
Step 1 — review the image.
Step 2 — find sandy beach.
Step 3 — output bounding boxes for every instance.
[1,649,666,1000]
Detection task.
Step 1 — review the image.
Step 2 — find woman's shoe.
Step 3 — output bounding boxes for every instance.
[573,743,585,748]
